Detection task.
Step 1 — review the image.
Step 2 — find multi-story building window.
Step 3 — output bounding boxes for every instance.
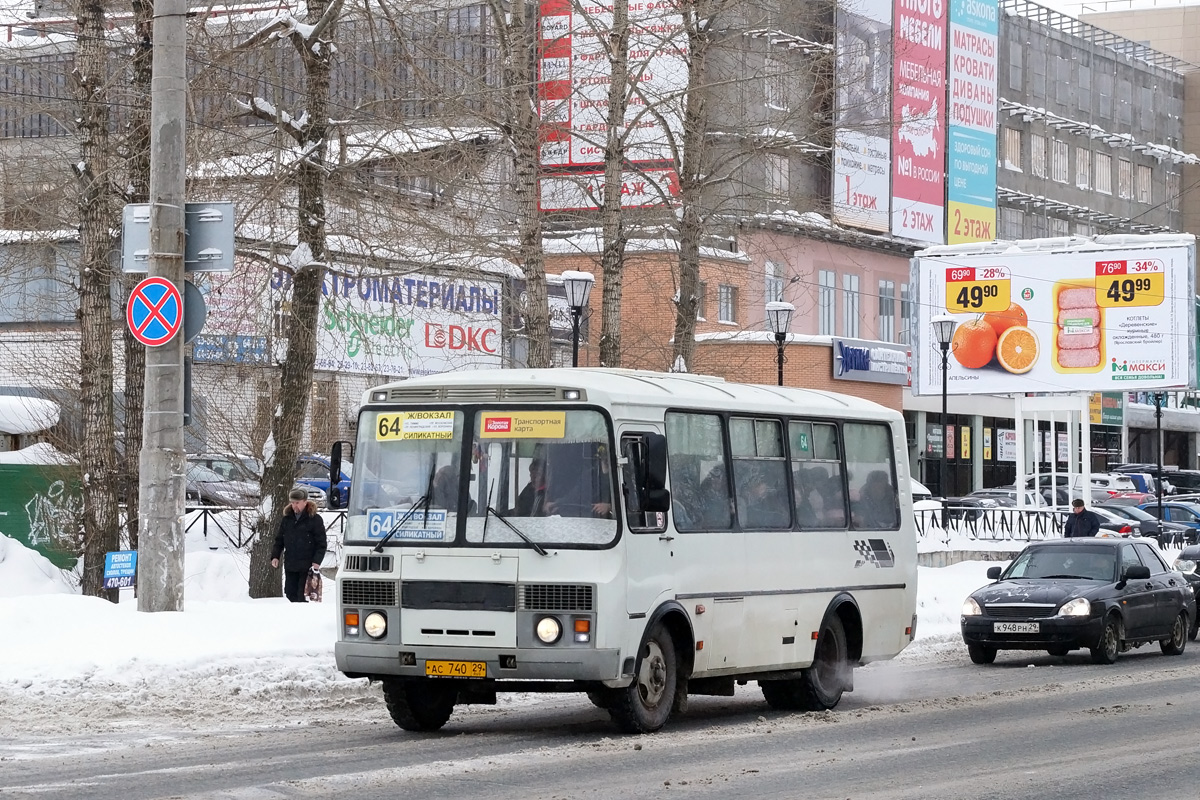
[1118,159,1133,199]
[898,283,912,345]
[765,261,784,303]
[765,154,789,199]
[764,56,789,110]
[1030,134,1046,178]
[1004,128,1023,171]
[695,281,707,320]
[1136,164,1152,203]
[1075,147,1090,189]
[1050,139,1069,183]
[1095,152,1112,194]
[1167,171,1180,212]
[1048,217,1069,237]
[878,280,895,343]
[718,284,738,323]
[1001,207,1024,239]
[1030,214,1048,238]
[841,274,860,338]
[1075,222,1095,237]
[818,270,836,336]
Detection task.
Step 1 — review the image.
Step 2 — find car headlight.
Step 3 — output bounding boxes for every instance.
[363,612,387,639]
[1056,597,1091,617]
[535,616,562,644]
[1175,559,1197,575]
[961,597,982,616]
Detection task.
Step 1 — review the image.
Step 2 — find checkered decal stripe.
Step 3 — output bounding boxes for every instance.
[853,538,895,568]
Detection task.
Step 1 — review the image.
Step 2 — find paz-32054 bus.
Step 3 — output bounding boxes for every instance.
[333,368,917,733]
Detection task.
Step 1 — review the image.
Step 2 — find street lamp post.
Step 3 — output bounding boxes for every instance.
[561,271,595,368]
[766,301,795,386]
[931,315,959,528]
[1155,391,1165,524]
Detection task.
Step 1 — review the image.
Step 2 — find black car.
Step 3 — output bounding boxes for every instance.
[961,538,1197,665]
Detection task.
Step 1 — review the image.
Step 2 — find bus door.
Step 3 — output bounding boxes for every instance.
[619,428,676,616]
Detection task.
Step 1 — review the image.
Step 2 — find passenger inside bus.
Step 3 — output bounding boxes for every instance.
[432,464,475,514]
[853,469,898,529]
[514,458,549,516]
[736,463,791,529]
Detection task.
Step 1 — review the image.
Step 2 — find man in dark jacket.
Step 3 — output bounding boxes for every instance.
[1063,498,1101,538]
[271,487,327,602]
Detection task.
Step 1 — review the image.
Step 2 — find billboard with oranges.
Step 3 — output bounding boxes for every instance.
[911,236,1196,395]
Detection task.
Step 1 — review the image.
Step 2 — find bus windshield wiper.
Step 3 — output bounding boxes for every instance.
[484,505,549,556]
[373,463,437,552]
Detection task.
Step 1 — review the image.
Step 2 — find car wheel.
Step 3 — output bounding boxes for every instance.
[1162,611,1188,656]
[968,644,996,665]
[1046,646,1070,657]
[606,623,677,733]
[798,614,851,710]
[1090,616,1122,665]
[381,678,456,732]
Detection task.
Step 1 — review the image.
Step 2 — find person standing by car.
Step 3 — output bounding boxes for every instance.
[271,487,327,602]
[1063,498,1101,538]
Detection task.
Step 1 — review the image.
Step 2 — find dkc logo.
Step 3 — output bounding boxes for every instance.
[424,323,498,353]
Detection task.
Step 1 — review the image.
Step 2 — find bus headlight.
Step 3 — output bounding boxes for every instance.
[364,611,388,639]
[535,616,562,644]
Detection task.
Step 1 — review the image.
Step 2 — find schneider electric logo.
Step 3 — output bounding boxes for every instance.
[1110,358,1166,380]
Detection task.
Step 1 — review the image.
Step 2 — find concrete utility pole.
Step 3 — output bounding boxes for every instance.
[137,0,188,612]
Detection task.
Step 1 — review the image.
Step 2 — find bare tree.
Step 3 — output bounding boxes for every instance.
[236,0,344,598]
[73,0,122,600]
[598,0,631,368]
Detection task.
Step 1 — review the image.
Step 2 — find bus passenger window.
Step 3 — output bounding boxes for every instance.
[666,412,732,532]
[790,420,846,529]
[731,417,790,530]
[845,422,899,530]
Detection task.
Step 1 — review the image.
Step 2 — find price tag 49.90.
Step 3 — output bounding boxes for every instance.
[1095,259,1165,308]
[945,266,1011,313]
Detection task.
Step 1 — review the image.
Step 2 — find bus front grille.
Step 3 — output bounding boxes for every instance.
[342,579,398,607]
[343,555,393,573]
[520,584,594,611]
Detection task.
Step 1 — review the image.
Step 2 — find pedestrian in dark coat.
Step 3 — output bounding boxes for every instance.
[271,488,327,602]
[1063,498,1101,538]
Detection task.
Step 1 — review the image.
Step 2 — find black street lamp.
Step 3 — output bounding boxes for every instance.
[931,315,959,525]
[1155,391,1165,524]
[766,301,794,386]
[561,270,595,367]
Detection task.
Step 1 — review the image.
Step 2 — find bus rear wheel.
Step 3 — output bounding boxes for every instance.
[606,624,677,734]
[799,614,850,711]
[381,678,456,732]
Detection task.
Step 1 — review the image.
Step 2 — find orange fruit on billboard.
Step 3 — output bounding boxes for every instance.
[950,318,997,369]
[996,325,1038,374]
[984,302,1028,338]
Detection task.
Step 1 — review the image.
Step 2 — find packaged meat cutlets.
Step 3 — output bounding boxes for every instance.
[1053,279,1103,373]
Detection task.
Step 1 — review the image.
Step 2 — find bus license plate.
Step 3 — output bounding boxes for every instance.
[994,622,1039,634]
[425,660,487,678]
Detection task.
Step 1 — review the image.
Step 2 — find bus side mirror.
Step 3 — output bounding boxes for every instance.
[329,440,352,509]
[642,433,670,512]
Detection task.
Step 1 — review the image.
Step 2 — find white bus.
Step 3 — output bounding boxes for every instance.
[333,368,917,733]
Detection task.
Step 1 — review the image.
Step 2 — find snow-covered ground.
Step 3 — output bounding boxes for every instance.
[0,523,1184,738]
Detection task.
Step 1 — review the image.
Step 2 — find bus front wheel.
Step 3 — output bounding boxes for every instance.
[607,624,677,734]
[381,678,456,732]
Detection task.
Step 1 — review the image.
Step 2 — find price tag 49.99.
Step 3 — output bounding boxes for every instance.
[1095,259,1165,308]
[945,266,1011,313]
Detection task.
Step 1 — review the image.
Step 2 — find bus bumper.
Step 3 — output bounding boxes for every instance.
[335,641,623,682]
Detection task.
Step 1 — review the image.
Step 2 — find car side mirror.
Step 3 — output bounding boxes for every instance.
[1124,565,1151,581]
[987,566,1002,580]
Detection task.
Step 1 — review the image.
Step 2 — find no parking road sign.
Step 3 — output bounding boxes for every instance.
[127,276,183,347]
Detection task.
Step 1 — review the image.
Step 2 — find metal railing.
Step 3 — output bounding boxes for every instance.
[185,506,347,552]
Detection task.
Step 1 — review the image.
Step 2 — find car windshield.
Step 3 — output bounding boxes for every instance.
[1104,505,1155,522]
[1004,546,1116,582]
[187,463,227,483]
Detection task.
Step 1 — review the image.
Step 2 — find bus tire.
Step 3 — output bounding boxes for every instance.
[799,613,849,711]
[585,690,610,710]
[760,679,807,710]
[381,678,456,732]
[606,624,677,734]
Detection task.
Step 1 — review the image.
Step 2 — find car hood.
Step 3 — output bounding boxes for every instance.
[973,579,1102,606]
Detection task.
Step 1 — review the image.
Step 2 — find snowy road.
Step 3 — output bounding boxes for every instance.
[3,644,1199,799]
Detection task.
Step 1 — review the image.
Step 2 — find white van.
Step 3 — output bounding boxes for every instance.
[1070,473,1138,503]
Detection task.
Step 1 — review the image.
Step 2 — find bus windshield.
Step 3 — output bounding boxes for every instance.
[348,407,618,549]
